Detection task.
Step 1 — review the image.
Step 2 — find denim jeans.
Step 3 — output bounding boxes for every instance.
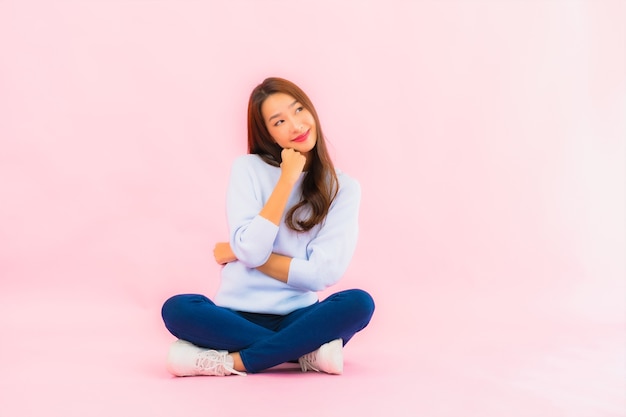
[161,289,375,373]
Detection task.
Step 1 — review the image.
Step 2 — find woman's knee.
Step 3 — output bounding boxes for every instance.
[352,289,375,319]
[334,289,375,319]
[161,293,209,323]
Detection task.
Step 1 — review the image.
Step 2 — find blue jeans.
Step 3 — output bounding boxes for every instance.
[161,289,375,373]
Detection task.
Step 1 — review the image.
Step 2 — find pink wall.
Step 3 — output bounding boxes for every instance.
[0,1,624,415]
[2,0,623,317]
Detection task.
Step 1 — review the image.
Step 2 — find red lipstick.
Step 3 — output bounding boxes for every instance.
[292,129,310,143]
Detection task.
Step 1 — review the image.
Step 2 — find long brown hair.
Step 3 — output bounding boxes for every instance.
[247,77,339,232]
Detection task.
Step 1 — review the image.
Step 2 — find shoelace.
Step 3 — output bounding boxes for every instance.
[195,350,246,376]
[298,351,321,372]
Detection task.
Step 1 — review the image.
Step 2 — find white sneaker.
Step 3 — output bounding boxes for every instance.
[166,339,246,377]
[299,338,343,375]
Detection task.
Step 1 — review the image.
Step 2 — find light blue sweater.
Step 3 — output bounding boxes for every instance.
[214,154,361,314]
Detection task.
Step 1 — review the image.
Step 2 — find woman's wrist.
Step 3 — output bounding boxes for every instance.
[278,172,299,188]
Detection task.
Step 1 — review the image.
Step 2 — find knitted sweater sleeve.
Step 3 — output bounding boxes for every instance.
[287,177,361,292]
[226,157,279,267]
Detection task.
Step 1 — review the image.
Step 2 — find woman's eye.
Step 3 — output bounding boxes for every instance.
[274,120,284,127]
[295,107,303,113]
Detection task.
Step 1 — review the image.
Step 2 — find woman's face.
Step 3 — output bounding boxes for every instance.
[261,92,317,156]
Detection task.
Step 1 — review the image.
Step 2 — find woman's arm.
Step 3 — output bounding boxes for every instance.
[216,149,302,273]
[214,241,291,283]
[216,177,360,291]
[227,150,306,267]
[256,253,291,283]
[259,148,306,226]
[287,178,361,291]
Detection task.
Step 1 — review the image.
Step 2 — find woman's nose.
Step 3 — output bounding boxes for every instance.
[289,118,302,132]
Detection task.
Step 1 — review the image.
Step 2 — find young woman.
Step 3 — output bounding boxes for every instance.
[161,77,375,376]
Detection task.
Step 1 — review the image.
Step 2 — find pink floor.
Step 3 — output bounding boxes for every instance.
[1,285,623,417]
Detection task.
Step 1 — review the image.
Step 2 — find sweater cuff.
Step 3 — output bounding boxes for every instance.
[246,214,279,241]
[288,258,307,289]
[288,257,321,291]
[232,215,279,266]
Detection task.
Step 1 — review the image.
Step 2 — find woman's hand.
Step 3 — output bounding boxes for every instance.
[213,242,237,265]
[280,148,306,185]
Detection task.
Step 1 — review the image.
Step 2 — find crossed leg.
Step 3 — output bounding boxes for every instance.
[161,289,375,374]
